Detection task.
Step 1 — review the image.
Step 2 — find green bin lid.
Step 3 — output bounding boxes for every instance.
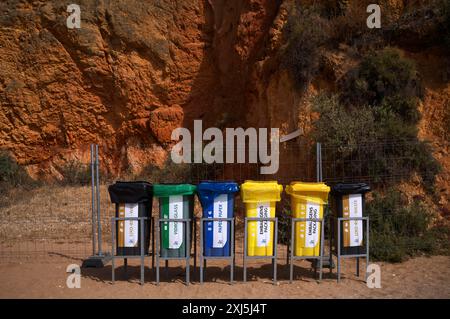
[153,183,196,197]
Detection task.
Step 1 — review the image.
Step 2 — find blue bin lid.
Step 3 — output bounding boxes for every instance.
[197,181,239,194]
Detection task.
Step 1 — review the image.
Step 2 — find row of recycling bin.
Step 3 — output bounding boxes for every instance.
[108,181,370,258]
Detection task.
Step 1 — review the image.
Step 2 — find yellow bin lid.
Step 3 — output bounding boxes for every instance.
[286,182,330,194]
[240,180,283,203]
[286,182,330,204]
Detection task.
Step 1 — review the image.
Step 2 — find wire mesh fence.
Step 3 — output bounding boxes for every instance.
[0,138,446,263]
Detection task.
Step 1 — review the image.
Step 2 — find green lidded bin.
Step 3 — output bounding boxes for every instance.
[154,184,196,258]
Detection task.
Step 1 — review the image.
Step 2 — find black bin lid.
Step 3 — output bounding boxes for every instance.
[331,183,371,195]
[108,181,153,203]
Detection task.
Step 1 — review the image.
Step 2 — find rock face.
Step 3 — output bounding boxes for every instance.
[0,0,449,193]
[0,0,284,178]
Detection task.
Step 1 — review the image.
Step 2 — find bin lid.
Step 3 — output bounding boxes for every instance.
[197,181,239,194]
[153,183,196,197]
[286,182,330,195]
[108,181,153,203]
[331,183,371,195]
[240,180,283,203]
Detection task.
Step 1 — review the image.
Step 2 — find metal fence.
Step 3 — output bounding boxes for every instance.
[0,138,445,263]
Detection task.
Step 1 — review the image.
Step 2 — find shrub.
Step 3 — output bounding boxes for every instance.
[138,159,220,184]
[341,47,423,123]
[281,5,329,89]
[0,151,33,189]
[366,189,449,262]
[314,49,441,190]
[59,160,91,186]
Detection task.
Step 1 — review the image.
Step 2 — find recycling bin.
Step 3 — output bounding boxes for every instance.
[153,184,196,258]
[286,182,330,257]
[331,183,371,255]
[241,181,283,256]
[197,181,239,257]
[108,181,153,256]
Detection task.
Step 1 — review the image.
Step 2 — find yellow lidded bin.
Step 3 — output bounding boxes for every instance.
[241,181,283,256]
[286,182,330,257]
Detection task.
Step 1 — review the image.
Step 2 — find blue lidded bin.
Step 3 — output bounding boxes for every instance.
[197,181,239,257]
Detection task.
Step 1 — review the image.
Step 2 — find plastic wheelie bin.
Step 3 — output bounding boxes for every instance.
[108,181,153,256]
[331,183,371,255]
[153,184,196,258]
[241,181,283,256]
[286,182,330,257]
[197,181,239,257]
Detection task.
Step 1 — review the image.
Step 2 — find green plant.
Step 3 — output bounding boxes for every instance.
[137,158,220,184]
[0,151,33,188]
[281,6,329,89]
[314,48,441,190]
[366,189,449,262]
[59,160,91,186]
[341,48,423,122]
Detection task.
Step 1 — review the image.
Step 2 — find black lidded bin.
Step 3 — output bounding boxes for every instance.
[108,181,152,256]
[331,183,371,255]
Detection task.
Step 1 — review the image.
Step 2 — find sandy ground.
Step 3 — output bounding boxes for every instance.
[0,254,449,299]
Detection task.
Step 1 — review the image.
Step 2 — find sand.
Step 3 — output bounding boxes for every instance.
[0,254,449,299]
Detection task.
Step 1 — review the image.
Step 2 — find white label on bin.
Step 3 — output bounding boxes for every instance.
[349,194,363,247]
[256,202,271,247]
[124,203,139,247]
[213,194,228,248]
[169,195,183,249]
[305,202,320,248]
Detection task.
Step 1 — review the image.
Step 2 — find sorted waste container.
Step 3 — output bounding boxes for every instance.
[153,184,196,258]
[197,181,239,257]
[331,183,371,255]
[286,182,330,257]
[108,181,153,256]
[241,181,283,256]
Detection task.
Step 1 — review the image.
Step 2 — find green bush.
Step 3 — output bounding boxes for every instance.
[440,0,450,50]
[138,159,220,184]
[341,48,422,123]
[314,48,441,190]
[281,6,328,89]
[0,151,33,189]
[59,160,91,186]
[366,189,449,262]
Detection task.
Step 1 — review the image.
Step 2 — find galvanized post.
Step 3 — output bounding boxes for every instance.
[156,218,160,285]
[111,218,115,283]
[140,217,145,285]
[90,145,96,256]
[274,217,278,285]
[199,218,204,284]
[329,214,333,275]
[230,219,234,284]
[366,218,370,282]
[289,219,294,283]
[151,216,155,270]
[243,218,247,282]
[186,219,190,286]
[193,216,197,281]
[319,219,325,281]
[95,145,103,256]
[337,218,341,282]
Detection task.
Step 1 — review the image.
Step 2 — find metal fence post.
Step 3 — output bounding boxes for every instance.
[90,144,96,256]
[95,145,103,256]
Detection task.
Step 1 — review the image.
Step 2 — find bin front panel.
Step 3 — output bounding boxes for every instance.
[331,183,370,255]
[286,182,330,257]
[115,201,151,256]
[245,201,276,256]
[203,193,235,256]
[334,193,367,255]
[159,195,194,258]
[291,197,324,257]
